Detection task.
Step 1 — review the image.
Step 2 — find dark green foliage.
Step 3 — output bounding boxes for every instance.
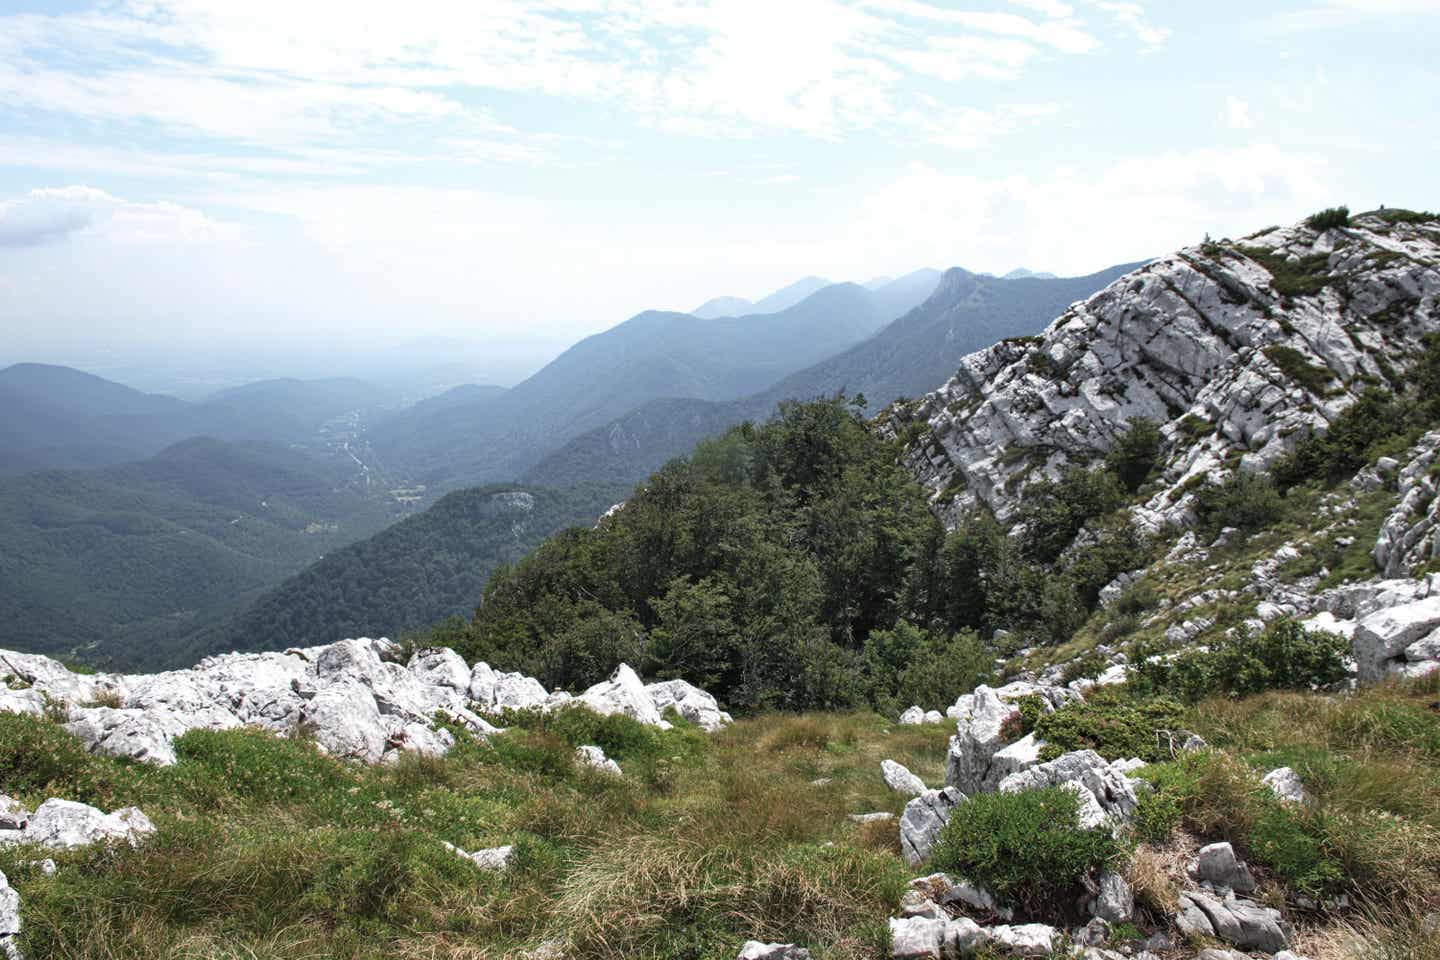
[439,400,942,710]
[1105,418,1164,492]
[1194,471,1284,537]
[1264,345,1335,394]
[1248,803,1345,896]
[1031,687,1186,763]
[1129,618,1350,701]
[491,703,704,767]
[1018,466,1126,564]
[929,787,1121,918]
[1271,389,1400,490]
[0,438,404,669]
[1306,206,1351,231]
[1240,247,1337,298]
[1370,207,1438,225]
[860,621,992,714]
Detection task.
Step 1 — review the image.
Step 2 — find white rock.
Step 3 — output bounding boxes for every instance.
[406,648,471,694]
[899,787,965,866]
[999,749,1141,824]
[302,682,388,764]
[881,759,927,797]
[575,744,622,776]
[988,923,1056,956]
[577,664,662,725]
[14,799,154,850]
[1261,767,1310,805]
[1193,841,1257,894]
[645,678,732,731]
[899,706,926,725]
[1093,870,1135,923]
[736,942,812,960]
[442,840,514,872]
[0,868,19,936]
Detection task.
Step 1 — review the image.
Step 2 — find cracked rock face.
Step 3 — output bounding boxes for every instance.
[1175,890,1292,953]
[900,787,966,866]
[884,213,1440,532]
[0,642,728,768]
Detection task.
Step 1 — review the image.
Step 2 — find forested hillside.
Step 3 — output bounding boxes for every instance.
[180,482,624,667]
[0,438,403,665]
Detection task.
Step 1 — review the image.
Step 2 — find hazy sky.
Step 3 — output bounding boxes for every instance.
[0,0,1436,366]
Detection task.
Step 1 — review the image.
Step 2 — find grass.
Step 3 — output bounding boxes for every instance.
[1241,247,1339,298]
[0,709,943,960]
[1265,345,1337,394]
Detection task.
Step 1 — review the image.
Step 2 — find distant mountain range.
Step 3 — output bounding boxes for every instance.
[523,262,1140,488]
[0,364,401,475]
[367,271,944,488]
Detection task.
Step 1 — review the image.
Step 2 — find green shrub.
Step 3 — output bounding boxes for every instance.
[1032,688,1187,763]
[1060,653,1107,685]
[1271,389,1401,490]
[1105,418,1164,493]
[862,622,992,714]
[1194,471,1283,537]
[1264,345,1335,394]
[1307,206,1351,231]
[1129,619,1350,702]
[1018,466,1126,564]
[1241,247,1336,298]
[1247,803,1345,897]
[930,787,1121,919]
[493,703,703,767]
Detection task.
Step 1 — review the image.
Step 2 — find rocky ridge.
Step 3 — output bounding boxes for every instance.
[885,211,1440,531]
[0,640,731,769]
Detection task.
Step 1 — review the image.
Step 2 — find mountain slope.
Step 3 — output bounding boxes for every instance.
[0,438,404,666]
[369,277,938,487]
[0,364,249,473]
[885,209,1440,528]
[200,377,396,437]
[184,482,624,664]
[522,263,1136,488]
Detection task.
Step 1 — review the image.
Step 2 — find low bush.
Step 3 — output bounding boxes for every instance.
[1031,688,1187,763]
[1265,345,1336,394]
[1193,470,1284,537]
[929,787,1121,919]
[1307,206,1351,231]
[1105,418,1164,493]
[1129,619,1349,702]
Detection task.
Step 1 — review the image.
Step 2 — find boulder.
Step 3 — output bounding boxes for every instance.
[736,942,813,960]
[1352,595,1440,681]
[882,760,927,797]
[899,787,965,866]
[1261,767,1310,805]
[1092,870,1135,923]
[0,868,18,936]
[848,812,895,824]
[406,648,471,694]
[1193,842,1257,894]
[577,664,662,726]
[988,923,1056,956]
[888,916,986,959]
[301,682,388,764]
[8,799,155,850]
[943,686,1022,794]
[575,744,622,776]
[899,706,926,725]
[998,749,1140,824]
[1176,891,1291,953]
[645,678,732,731]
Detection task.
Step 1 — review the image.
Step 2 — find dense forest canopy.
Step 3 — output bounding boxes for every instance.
[434,398,1156,713]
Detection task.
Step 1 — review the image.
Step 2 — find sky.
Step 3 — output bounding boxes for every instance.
[0,0,1437,383]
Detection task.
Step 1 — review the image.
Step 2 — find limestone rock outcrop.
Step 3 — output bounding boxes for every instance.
[883,213,1440,531]
[0,642,728,769]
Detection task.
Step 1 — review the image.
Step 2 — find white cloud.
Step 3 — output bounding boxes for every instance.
[1223,96,1255,129]
[0,0,1171,166]
[1094,2,1170,51]
[0,186,241,248]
